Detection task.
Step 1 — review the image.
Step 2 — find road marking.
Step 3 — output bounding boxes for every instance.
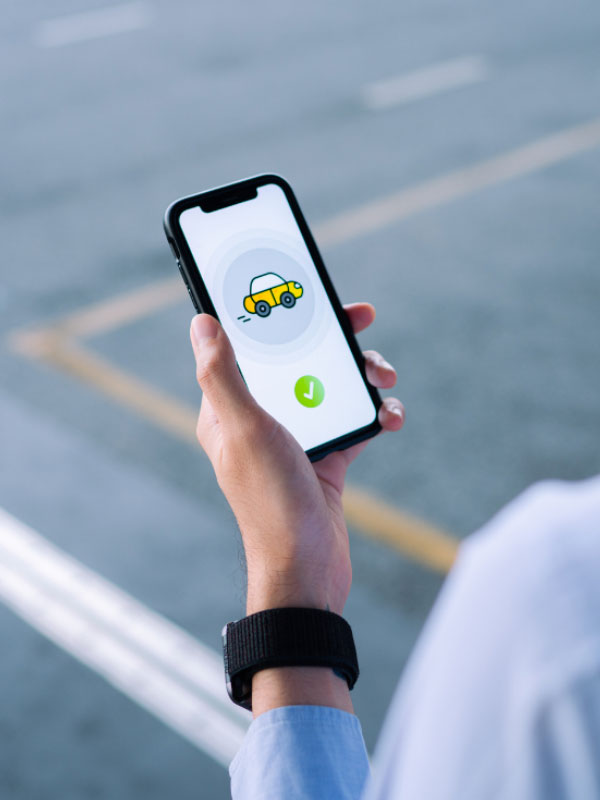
[363,55,489,111]
[7,117,599,340]
[50,278,186,339]
[0,507,250,767]
[10,117,600,570]
[343,488,457,573]
[35,2,151,48]
[7,329,457,571]
[316,117,600,247]
[10,331,198,444]
[11,115,597,345]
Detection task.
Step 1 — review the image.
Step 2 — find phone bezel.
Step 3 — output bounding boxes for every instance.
[164,173,382,462]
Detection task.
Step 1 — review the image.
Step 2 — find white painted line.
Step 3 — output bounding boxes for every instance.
[316,117,600,248]
[363,55,489,110]
[0,507,250,768]
[35,2,151,48]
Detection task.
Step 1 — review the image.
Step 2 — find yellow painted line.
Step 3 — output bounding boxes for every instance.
[343,487,458,574]
[21,117,600,343]
[48,277,185,340]
[9,330,198,444]
[315,117,600,247]
[14,118,599,572]
[8,326,458,573]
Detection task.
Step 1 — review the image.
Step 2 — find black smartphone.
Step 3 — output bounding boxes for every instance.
[164,174,381,462]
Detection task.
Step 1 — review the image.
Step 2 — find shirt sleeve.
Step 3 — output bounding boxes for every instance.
[229,705,370,800]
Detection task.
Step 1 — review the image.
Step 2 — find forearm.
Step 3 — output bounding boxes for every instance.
[188,307,402,799]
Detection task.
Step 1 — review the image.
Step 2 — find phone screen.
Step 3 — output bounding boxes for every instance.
[178,182,377,452]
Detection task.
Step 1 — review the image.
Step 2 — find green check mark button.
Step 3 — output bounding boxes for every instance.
[294,375,325,408]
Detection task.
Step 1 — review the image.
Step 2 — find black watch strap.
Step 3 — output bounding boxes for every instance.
[223,607,359,710]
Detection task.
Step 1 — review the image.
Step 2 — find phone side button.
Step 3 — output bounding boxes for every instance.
[187,285,201,313]
[177,263,201,313]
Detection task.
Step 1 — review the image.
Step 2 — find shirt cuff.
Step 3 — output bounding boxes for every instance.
[230,705,370,800]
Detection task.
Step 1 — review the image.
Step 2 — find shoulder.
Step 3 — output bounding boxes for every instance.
[366,478,600,800]
[461,475,600,586]
[456,476,600,689]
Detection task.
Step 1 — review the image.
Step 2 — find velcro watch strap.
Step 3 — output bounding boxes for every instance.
[223,607,359,710]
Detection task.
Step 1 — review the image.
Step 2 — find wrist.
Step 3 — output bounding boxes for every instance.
[246,588,345,617]
[251,666,353,718]
[223,608,359,710]
[246,568,349,617]
[246,587,331,616]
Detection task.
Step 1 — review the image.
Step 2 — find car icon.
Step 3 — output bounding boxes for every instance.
[243,272,304,317]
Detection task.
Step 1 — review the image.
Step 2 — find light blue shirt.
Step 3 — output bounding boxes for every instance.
[230,477,600,799]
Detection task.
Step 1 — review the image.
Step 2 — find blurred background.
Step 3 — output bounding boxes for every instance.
[1,0,599,796]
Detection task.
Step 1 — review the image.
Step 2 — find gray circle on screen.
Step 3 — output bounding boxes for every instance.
[222,248,315,345]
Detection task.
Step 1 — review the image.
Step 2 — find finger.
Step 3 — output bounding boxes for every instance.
[315,397,405,480]
[378,397,405,432]
[317,438,370,479]
[363,350,397,389]
[344,302,375,334]
[190,315,256,422]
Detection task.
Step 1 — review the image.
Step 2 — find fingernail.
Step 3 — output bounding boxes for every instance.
[192,315,218,343]
[388,404,404,419]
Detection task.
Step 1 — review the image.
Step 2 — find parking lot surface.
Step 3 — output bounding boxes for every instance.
[1,1,599,797]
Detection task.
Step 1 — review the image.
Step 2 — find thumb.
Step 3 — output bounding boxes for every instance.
[190,314,254,421]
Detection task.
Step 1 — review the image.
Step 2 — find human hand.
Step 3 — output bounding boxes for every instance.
[189,303,405,619]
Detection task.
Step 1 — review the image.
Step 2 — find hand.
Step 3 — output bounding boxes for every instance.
[189,303,405,619]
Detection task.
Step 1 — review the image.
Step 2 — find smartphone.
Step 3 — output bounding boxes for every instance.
[163,174,381,461]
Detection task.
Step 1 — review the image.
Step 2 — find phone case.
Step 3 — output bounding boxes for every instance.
[163,174,381,462]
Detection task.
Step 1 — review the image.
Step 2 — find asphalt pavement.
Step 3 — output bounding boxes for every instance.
[1,1,600,797]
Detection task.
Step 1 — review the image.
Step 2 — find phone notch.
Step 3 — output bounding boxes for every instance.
[199,184,258,213]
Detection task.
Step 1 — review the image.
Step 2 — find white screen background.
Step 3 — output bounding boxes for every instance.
[179,184,376,452]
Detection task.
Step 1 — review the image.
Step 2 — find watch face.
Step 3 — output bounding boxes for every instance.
[222,623,229,669]
[231,673,253,711]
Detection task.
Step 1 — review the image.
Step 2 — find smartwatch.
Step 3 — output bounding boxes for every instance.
[222,607,359,710]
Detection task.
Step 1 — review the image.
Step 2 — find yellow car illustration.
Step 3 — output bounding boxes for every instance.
[243,272,304,317]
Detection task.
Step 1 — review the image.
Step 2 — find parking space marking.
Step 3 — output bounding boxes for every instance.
[12,116,598,343]
[316,117,600,247]
[0,507,250,767]
[10,117,600,573]
[50,277,186,339]
[362,55,489,111]
[8,327,457,570]
[343,488,457,573]
[10,330,198,443]
[35,2,151,48]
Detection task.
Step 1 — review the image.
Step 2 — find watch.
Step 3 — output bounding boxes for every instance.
[222,607,359,710]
